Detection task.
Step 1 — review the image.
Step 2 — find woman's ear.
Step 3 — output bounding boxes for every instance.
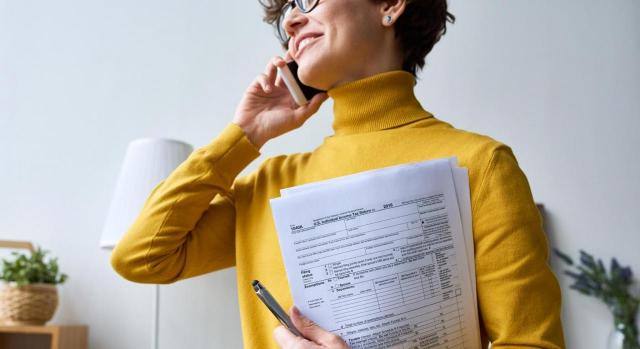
[379,0,407,25]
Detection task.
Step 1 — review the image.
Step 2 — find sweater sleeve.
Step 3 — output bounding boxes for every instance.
[110,123,261,284]
[472,145,566,348]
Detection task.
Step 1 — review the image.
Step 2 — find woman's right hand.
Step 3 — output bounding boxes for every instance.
[232,54,329,149]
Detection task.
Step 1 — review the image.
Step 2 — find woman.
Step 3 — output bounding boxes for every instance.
[110,0,566,348]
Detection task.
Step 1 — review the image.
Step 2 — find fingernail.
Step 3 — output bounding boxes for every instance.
[292,305,301,317]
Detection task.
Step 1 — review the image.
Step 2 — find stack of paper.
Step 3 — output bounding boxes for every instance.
[270,158,481,349]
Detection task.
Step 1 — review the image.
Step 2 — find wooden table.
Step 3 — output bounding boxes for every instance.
[0,325,88,349]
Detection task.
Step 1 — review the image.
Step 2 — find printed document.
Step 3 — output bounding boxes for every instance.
[270,158,481,349]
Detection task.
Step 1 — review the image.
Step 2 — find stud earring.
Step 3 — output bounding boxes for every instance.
[385,15,393,24]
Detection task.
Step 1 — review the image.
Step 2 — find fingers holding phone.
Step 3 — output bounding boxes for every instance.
[261,56,289,94]
[232,55,329,149]
[274,51,293,89]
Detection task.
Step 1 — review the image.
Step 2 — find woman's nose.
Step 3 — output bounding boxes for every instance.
[283,8,307,38]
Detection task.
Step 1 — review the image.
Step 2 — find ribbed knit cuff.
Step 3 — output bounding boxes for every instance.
[192,123,261,187]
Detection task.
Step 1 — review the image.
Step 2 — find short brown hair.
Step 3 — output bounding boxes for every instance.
[258,0,456,77]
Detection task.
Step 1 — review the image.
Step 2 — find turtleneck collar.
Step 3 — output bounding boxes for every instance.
[326,70,432,136]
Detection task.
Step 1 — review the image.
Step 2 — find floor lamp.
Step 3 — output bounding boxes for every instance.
[100,137,193,349]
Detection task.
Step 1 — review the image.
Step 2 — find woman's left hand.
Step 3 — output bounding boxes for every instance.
[273,306,350,349]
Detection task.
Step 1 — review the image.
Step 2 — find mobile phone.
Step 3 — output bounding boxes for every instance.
[252,280,306,338]
[277,60,326,106]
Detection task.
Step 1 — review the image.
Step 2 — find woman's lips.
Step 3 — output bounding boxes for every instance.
[297,35,322,59]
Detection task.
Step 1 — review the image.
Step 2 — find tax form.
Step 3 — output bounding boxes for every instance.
[270,158,481,349]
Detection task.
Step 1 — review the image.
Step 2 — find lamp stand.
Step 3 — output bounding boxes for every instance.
[152,284,159,349]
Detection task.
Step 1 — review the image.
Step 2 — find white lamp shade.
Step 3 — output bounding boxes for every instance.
[100,138,193,249]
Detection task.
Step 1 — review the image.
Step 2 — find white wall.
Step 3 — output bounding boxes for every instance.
[1,0,638,348]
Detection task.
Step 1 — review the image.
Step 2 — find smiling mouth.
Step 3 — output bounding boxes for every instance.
[297,35,322,58]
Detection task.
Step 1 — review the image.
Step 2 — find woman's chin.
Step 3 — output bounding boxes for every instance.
[297,58,328,90]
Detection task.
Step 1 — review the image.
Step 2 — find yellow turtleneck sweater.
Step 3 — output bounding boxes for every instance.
[110,70,565,349]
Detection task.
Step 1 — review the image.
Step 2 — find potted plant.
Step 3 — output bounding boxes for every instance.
[554,249,639,349]
[0,244,68,325]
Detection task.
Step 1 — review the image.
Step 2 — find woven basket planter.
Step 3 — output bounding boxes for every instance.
[0,282,59,326]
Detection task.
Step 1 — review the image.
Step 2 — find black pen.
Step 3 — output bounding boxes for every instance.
[252,280,305,338]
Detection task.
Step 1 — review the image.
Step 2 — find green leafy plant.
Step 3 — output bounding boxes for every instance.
[554,248,639,349]
[0,245,68,287]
